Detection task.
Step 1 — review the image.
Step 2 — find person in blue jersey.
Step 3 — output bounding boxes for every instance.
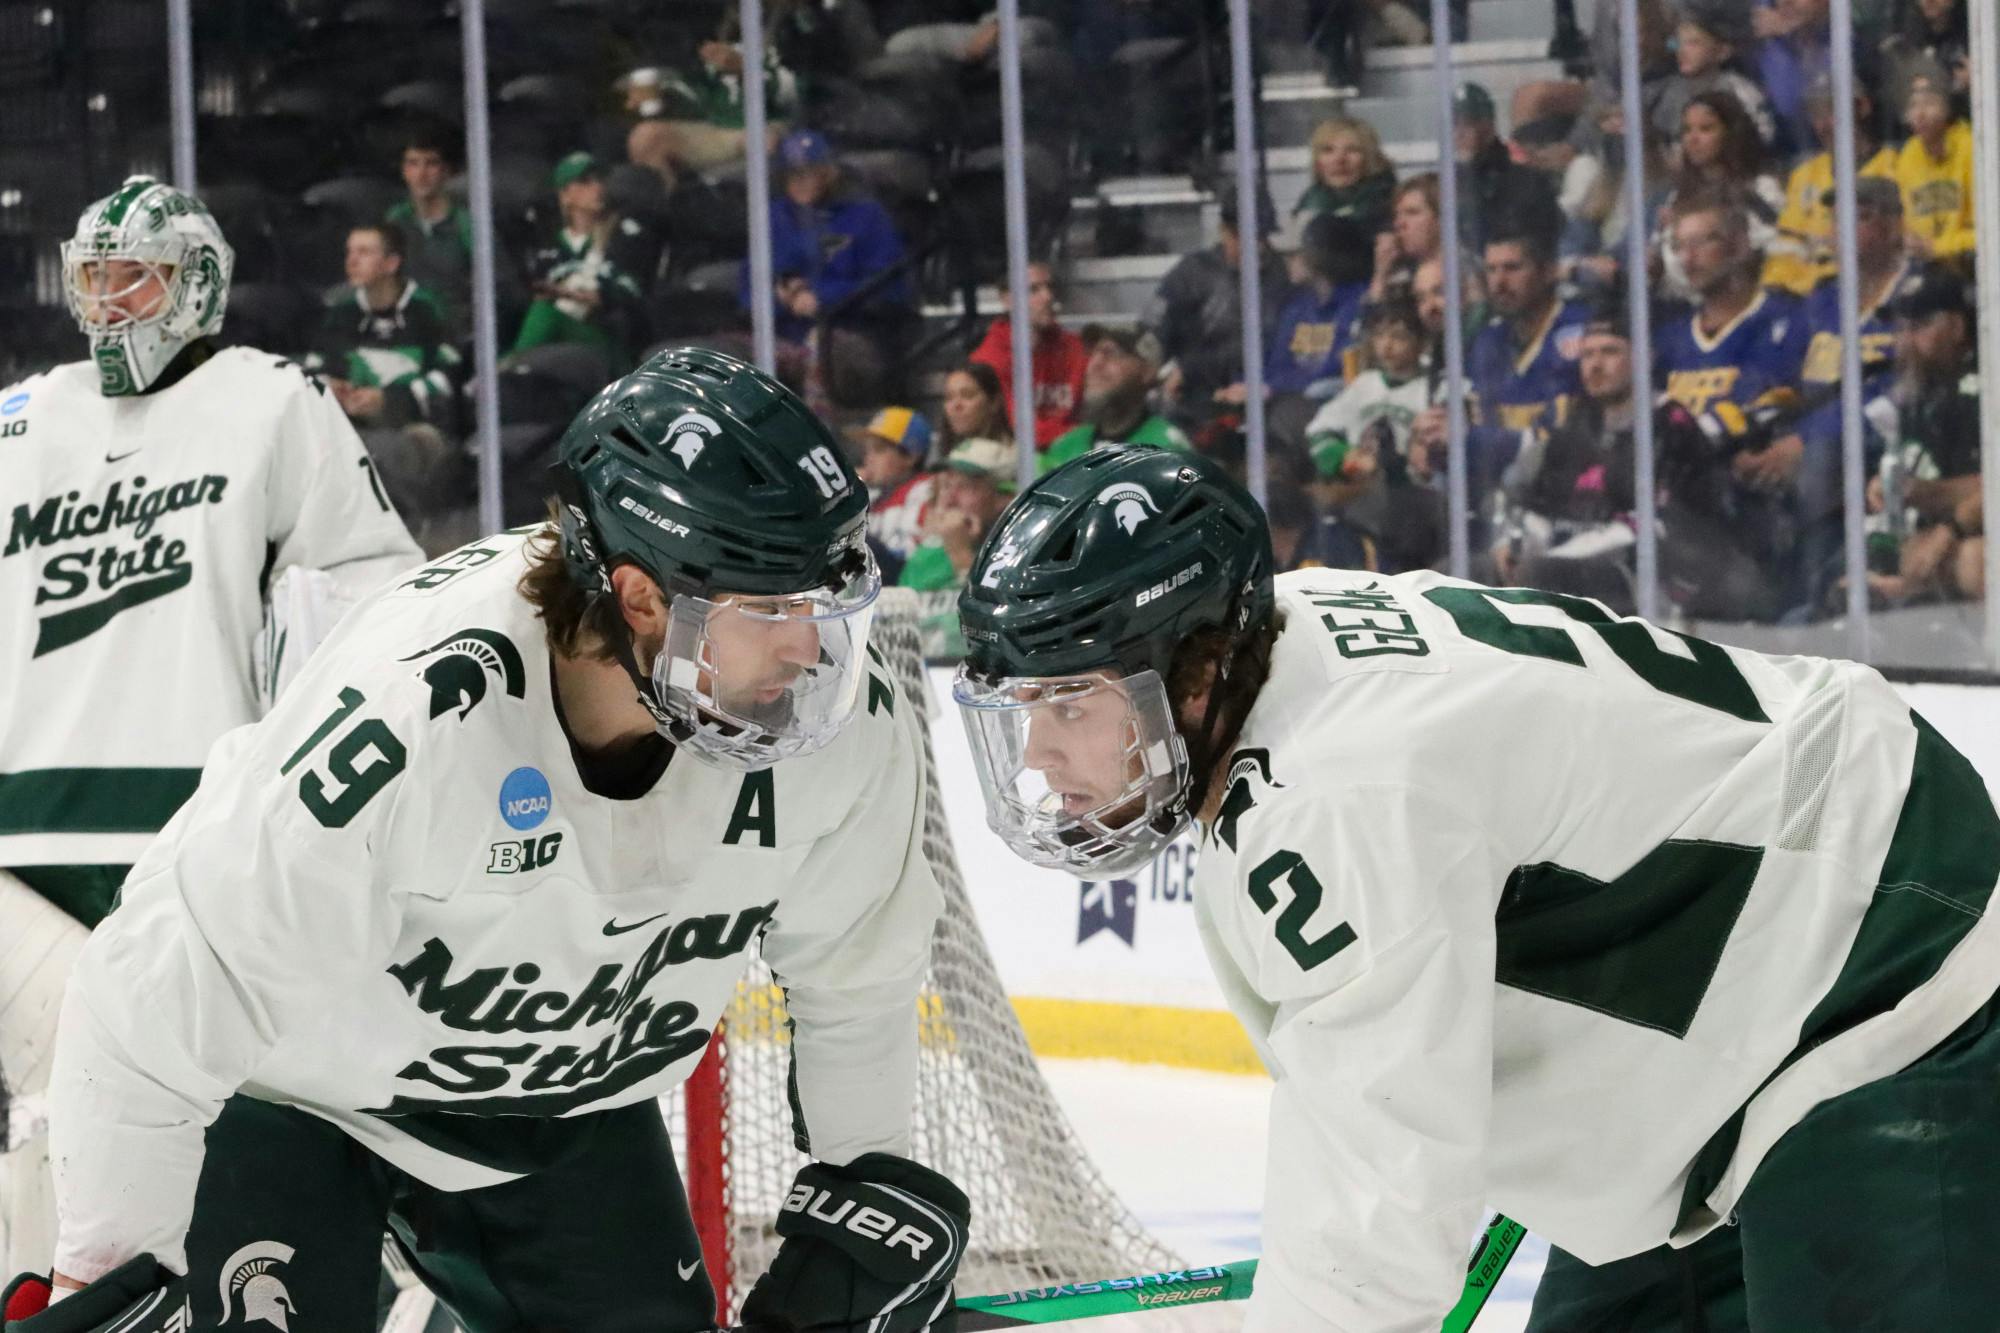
[1654,187,1811,616]
[1780,178,1911,607]
[1465,217,1590,510]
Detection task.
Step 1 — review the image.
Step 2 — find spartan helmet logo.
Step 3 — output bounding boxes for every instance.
[979,534,1026,589]
[1094,483,1161,536]
[664,409,722,470]
[219,1241,298,1331]
[399,628,529,721]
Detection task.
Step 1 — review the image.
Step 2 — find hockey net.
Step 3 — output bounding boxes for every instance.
[672,588,1180,1320]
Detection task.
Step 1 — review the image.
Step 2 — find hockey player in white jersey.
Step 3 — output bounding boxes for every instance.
[0,347,962,1333]
[0,176,421,1282]
[954,445,2000,1332]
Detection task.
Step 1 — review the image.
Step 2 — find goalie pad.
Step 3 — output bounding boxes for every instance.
[0,873,88,1279]
[252,567,358,714]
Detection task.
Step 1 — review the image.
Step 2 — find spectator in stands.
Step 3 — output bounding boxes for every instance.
[1266,472,1377,573]
[1654,3,1776,148]
[937,362,1012,454]
[1303,0,1431,92]
[1367,174,1445,307]
[1069,0,1207,175]
[1234,213,1374,446]
[1656,91,1786,301]
[1294,116,1396,237]
[1043,326,1193,474]
[1465,215,1589,501]
[1656,190,1811,616]
[385,124,475,340]
[1305,299,1444,573]
[1783,176,1911,601]
[1453,83,1559,253]
[1882,0,1969,101]
[512,152,652,369]
[969,261,1086,449]
[1489,301,1639,607]
[851,405,936,583]
[1893,66,1976,263]
[1561,113,1673,298]
[1766,72,1897,295]
[747,129,915,404]
[1755,0,1832,158]
[1152,185,1285,426]
[625,28,795,191]
[1658,191,1810,430]
[899,436,1017,657]
[1868,263,1982,602]
[305,223,466,545]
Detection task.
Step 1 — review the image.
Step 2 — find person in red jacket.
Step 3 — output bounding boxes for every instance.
[969,260,1088,449]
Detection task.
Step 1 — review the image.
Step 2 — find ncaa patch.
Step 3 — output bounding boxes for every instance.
[1,393,28,415]
[499,766,552,830]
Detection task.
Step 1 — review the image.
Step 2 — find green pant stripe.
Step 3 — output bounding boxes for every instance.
[1677,709,2000,1228]
[0,767,202,835]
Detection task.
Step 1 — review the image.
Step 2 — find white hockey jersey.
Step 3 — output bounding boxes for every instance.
[48,531,942,1282]
[1203,569,2000,1332]
[0,350,422,866]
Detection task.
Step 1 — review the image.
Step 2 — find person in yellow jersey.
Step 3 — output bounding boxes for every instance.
[1891,66,1975,263]
[1764,71,1898,295]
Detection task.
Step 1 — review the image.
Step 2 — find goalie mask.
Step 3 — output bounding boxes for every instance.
[556,346,879,770]
[62,176,234,397]
[955,446,1274,875]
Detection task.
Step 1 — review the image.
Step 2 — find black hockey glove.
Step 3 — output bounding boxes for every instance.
[739,1152,970,1333]
[3,1257,185,1333]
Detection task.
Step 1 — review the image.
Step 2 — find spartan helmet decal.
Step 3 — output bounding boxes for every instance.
[1094,483,1161,536]
[398,628,528,721]
[218,1241,298,1331]
[664,409,722,469]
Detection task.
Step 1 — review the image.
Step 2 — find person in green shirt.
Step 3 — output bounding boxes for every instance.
[900,436,1018,657]
[1040,325,1192,474]
[385,126,477,340]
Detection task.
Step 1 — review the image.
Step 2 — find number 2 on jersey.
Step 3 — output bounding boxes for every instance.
[279,686,408,827]
[1422,587,1769,723]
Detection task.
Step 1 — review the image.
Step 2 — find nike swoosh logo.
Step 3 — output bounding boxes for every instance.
[104,449,141,463]
[603,911,670,936]
[677,1258,701,1281]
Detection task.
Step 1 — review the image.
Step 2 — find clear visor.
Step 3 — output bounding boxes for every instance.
[653,555,881,770]
[59,243,182,330]
[952,667,1190,877]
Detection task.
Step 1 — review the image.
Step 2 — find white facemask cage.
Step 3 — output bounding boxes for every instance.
[953,667,1191,877]
[651,547,882,770]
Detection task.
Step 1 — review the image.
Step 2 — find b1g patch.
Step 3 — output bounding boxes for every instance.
[499,766,552,830]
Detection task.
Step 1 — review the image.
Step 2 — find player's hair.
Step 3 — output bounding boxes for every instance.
[350,221,406,261]
[1165,616,1281,793]
[519,504,627,661]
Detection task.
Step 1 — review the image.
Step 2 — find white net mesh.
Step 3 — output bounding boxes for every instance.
[676,588,1180,1318]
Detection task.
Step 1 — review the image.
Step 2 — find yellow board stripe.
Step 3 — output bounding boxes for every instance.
[1008,997,1263,1075]
[725,984,1262,1076]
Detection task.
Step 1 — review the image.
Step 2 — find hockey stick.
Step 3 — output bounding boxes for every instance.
[734,1213,1526,1330]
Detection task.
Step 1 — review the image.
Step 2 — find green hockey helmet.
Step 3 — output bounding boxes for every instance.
[953,446,1275,875]
[554,345,879,769]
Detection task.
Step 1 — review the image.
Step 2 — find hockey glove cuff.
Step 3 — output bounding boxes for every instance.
[3,1258,183,1333]
[740,1152,970,1333]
